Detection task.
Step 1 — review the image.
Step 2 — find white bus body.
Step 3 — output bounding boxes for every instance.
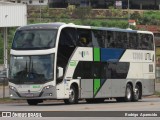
[9,23,155,105]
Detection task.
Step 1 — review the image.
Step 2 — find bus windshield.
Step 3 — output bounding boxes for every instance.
[9,54,54,84]
[12,29,57,50]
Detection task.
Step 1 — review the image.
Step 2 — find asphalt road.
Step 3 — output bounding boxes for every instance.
[0,98,160,120]
[1,98,160,111]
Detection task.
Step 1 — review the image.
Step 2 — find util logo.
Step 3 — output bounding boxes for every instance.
[79,51,89,58]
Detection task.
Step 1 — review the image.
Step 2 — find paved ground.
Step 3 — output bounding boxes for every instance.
[0,86,9,98]
[0,98,160,111]
[155,82,160,92]
[0,98,160,120]
[0,65,3,70]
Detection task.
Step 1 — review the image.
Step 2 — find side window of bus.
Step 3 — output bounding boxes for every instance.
[115,32,128,49]
[107,31,115,48]
[57,28,77,84]
[129,33,139,49]
[140,34,154,50]
[148,34,154,50]
[59,28,77,46]
[73,62,92,79]
[77,29,92,47]
[92,30,106,48]
[140,34,148,50]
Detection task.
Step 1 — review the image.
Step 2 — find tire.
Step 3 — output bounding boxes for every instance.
[132,84,140,102]
[124,84,133,102]
[64,85,78,104]
[86,98,105,103]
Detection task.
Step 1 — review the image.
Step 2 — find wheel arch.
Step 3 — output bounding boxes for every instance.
[70,82,79,97]
[127,81,133,89]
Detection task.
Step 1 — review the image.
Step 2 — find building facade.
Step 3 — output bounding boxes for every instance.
[49,0,160,9]
[3,0,48,5]
[2,0,160,9]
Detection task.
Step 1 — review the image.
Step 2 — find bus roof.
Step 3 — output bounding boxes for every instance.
[17,22,66,30]
[17,22,153,35]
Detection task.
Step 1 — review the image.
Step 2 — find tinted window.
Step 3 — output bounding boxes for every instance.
[77,29,92,47]
[91,30,128,49]
[73,61,129,79]
[57,27,77,84]
[9,54,54,84]
[59,28,77,46]
[91,30,154,50]
[128,33,139,49]
[139,34,154,50]
[107,31,115,48]
[12,29,57,50]
[92,30,106,48]
[115,32,128,48]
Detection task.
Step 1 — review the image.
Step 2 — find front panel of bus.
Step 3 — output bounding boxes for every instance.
[9,28,58,99]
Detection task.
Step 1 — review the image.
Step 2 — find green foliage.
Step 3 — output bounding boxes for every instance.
[130,12,142,24]
[0,33,3,64]
[143,11,160,25]
[0,27,16,64]
[108,6,123,17]
[73,7,92,19]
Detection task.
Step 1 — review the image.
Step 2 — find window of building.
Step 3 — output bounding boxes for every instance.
[39,0,44,3]
[29,0,32,4]
[17,0,21,3]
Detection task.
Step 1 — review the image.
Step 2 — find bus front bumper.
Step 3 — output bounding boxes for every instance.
[9,85,57,100]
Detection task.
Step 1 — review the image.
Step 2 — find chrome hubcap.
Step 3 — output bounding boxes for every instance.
[127,87,131,99]
[69,88,75,101]
[134,87,139,98]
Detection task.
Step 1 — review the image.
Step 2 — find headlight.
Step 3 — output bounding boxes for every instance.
[9,86,17,92]
[43,85,53,90]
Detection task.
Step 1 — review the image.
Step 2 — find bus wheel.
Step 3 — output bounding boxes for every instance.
[27,99,42,105]
[64,85,78,104]
[132,84,140,102]
[124,84,133,102]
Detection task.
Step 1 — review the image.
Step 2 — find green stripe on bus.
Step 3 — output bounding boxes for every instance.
[94,79,100,95]
[94,48,100,61]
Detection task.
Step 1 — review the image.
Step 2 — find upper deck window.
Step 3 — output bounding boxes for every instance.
[12,29,57,50]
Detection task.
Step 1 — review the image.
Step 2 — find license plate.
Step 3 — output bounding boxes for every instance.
[25,93,34,97]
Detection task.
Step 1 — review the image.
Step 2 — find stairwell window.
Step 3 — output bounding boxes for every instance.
[29,0,32,4]
[39,0,44,3]
[17,0,21,3]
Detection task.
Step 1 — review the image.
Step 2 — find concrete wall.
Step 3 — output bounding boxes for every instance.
[0,3,27,27]
[15,0,48,5]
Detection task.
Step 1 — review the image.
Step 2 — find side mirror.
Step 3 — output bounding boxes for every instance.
[57,67,63,78]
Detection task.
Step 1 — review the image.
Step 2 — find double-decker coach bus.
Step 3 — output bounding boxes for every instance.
[9,23,155,105]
